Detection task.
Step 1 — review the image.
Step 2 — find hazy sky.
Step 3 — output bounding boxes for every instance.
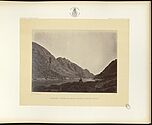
[33,30,117,75]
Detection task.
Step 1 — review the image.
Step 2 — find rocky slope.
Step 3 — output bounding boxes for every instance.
[94,59,117,79]
[32,42,94,80]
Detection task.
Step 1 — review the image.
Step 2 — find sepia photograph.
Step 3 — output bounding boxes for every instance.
[32,30,117,93]
[20,19,128,106]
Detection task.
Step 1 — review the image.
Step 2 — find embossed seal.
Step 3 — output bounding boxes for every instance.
[69,7,80,17]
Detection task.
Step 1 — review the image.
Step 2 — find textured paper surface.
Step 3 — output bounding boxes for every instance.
[0,1,150,123]
[20,19,129,106]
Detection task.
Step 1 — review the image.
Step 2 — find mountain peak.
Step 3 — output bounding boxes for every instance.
[32,42,94,80]
[32,42,55,60]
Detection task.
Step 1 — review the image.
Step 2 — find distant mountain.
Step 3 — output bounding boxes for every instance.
[32,42,94,80]
[94,59,117,79]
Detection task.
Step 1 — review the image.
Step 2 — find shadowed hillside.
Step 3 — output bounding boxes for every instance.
[94,59,117,79]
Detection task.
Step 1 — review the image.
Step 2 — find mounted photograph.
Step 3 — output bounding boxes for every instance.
[20,19,129,106]
[32,30,117,93]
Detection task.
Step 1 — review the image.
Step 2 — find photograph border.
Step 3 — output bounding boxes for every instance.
[20,19,129,106]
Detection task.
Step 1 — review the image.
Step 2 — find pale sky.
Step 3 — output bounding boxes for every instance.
[33,30,117,75]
